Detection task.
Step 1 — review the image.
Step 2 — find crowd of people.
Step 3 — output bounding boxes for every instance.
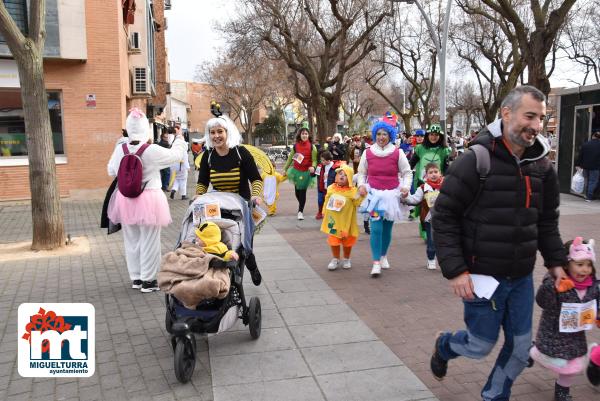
[105,85,600,401]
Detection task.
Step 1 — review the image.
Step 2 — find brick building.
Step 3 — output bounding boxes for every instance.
[0,0,171,201]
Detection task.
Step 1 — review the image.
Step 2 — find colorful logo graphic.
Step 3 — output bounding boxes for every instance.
[18,303,95,377]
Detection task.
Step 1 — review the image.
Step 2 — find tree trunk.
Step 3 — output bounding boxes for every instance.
[527,56,551,96]
[17,49,65,250]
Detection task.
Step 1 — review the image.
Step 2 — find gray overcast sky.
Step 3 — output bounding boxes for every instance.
[165,0,235,81]
[165,0,579,88]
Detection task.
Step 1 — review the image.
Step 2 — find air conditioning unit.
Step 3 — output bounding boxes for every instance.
[165,0,172,10]
[132,67,151,95]
[128,32,141,53]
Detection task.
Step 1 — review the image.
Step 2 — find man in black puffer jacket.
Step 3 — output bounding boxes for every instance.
[430,85,568,401]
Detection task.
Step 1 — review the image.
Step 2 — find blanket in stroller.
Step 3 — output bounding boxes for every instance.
[158,243,231,309]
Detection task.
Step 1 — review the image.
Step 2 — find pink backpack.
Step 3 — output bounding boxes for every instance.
[117,143,149,198]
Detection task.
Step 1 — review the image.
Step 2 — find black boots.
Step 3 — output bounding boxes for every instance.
[170,190,175,199]
[554,382,572,401]
[364,220,370,234]
[245,253,262,286]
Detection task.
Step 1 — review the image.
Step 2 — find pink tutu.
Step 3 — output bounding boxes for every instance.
[108,189,172,226]
[529,345,586,375]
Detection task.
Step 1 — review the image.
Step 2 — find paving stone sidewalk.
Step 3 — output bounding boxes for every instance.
[0,175,436,400]
[271,180,600,401]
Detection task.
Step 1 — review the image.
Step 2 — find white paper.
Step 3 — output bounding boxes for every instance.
[559,299,597,333]
[470,274,500,299]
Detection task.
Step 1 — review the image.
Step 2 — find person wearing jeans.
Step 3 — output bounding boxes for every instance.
[575,131,600,201]
[431,86,568,401]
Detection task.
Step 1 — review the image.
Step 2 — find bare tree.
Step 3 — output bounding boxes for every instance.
[449,81,484,134]
[341,70,379,135]
[556,1,600,85]
[227,0,391,142]
[450,9,523,122]
[0,1,65,250]
[457,0,577,96]
[196,52,279,144]
[366,3,438,132]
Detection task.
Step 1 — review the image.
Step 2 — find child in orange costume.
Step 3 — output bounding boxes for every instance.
[321,164,365,270]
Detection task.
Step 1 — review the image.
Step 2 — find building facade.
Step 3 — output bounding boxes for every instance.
[0,0,171,201]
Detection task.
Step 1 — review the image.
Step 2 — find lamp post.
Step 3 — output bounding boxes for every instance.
[392,0,452,135]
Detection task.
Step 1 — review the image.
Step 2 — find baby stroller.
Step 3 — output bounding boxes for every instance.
[164,192,262,383]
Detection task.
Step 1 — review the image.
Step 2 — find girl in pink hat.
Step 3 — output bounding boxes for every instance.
[530,237,600,400]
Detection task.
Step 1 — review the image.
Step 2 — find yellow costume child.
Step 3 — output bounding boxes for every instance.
[195,221,239,261]
[321,164,365,270]
[261,169,286,216]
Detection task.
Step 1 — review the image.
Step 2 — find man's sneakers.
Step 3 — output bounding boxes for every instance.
[131,279,142,289]
[342,259,351,269]
[427,258,437,270]
[328,258,339,270]
[370,263,381,277]
[140,280,159,293]
[380,256,390,269]
[430,332,449,381]
[297,212,304,220]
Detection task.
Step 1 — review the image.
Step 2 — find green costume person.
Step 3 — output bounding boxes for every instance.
[409,124,451,239]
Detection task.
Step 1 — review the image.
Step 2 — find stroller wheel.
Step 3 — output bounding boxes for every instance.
[165,309,174,334]
[248,297,261,339]
[174,337,196,383]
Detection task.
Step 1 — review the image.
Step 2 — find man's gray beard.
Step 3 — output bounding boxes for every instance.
[508,129,535,148]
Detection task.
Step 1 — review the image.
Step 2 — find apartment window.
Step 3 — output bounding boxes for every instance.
[0,0,28,43]
[0,90,64,157]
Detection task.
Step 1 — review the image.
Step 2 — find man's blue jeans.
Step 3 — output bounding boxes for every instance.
[437,274,533,401]
[586,169,600,200]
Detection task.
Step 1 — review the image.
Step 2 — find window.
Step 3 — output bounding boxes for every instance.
[0,0,28,44]
[0,90,64,157]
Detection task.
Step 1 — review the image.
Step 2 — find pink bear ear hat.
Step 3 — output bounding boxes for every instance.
[591,345,600,365]
[568,237,596,262]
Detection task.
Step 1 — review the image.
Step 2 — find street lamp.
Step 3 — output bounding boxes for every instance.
[392,0,452,135]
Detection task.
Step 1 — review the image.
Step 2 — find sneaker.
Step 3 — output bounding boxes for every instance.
[427,259,437,270]
[327,258,339,271]
[249,268,262,286]
[370,263,381,277]
[430,332,448,380]
[342,259,351,269]
[315,212,324,220]
[585,198,592,202]
[140,280,159,293]
[554,382,573,401]
[170,190,175,200]
[181,195,188,200]
[131,279,142,289]
[297,212,304,220]
[380,256,390,269]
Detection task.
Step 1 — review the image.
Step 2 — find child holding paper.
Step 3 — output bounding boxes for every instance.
[529,237,600,401]
[321,164,365,271]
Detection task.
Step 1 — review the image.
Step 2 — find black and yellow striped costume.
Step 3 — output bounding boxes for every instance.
[196,146,263,201]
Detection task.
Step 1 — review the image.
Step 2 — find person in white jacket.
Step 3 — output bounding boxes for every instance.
[107,108,187,292]
[169,153,190,200]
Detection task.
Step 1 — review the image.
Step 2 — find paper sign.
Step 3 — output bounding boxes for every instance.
[470,274,500,300]
[292,152,304,164]
[326,194,346,212]
[251,206,267,226]
[559,299,597,333]
[193,202,221,226]
[86,94,96,108]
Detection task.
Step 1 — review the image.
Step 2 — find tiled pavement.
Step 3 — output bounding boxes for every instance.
[272,180,600,401]
[0,174,436,401]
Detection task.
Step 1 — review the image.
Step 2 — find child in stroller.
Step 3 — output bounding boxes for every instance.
[159,192,262,383]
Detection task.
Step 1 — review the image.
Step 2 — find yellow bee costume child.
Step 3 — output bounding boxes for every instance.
[195,221,238,261]
[320,163,366,270]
